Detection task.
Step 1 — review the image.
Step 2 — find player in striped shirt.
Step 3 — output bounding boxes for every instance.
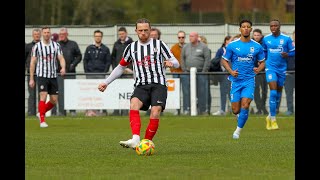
[98,18,179,149]
[29,26,66,128]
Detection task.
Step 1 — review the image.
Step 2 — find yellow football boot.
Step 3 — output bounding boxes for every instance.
[266,116,272,130]
[271,120,279,130]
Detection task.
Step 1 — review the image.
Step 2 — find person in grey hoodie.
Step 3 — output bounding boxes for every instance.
[181,31,211,115]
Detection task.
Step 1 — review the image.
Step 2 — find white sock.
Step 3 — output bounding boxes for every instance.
[270,116,276,121]
[234,127,242,134]
[132,134,140,142]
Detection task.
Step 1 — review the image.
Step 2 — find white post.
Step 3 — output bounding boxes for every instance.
[190,67,197,116]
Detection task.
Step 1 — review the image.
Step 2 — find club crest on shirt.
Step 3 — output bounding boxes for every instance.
[280,39,284,45]
[250,47,254,53]
[153,48,158,52]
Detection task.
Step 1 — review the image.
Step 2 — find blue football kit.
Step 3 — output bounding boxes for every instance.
[262,32,295,86]
[222,39,265,103]
[261,32,295,117]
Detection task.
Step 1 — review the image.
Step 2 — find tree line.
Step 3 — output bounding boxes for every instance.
[25,0,294,25]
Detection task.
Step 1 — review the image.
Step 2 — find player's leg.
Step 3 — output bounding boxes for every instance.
[266,70,278,130]
[232,79,254,139]
[270,74,286,130]
[229,81,241,139]
[37,77,49,127]
[119,85,148,149]
[145,84,167,141]
[45,78,59,112]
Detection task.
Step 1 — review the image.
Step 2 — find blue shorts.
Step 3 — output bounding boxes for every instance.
[230,78,255,103]
[265,69,286,87]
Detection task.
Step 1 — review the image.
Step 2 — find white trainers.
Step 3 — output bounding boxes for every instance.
[212,110,226,116]
[232,132,240,139]
[40,122,48,128]
[36,113,40,121]
[119,139,139,150]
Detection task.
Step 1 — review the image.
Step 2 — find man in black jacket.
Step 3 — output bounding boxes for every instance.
[111,27,133,116]
[25,28,41,116]
[83,29,111,116]
[55,27,82,116]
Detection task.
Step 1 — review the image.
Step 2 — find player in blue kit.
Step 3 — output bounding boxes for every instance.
[261,19,295,130]
[221,19,266,139]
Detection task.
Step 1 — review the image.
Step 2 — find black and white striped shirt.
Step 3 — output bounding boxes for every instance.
[31,41,62,78]
[121,39,176,87]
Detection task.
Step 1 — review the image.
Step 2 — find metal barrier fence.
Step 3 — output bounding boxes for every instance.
[25,71,295,116]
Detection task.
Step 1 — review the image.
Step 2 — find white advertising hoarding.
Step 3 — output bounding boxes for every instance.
[64,78,180,110]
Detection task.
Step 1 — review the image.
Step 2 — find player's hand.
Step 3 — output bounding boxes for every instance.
[253,67,259,74]
[164,60,173,68]
[98,83,108,92]
[281,52,288,58]
[29,79,35,88]
[231,68,238,78]
[60,68,66,77]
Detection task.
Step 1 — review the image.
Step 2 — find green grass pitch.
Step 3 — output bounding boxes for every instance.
[25,113,295,179]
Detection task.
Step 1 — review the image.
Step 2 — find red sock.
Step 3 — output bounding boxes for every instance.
[129,110,141,136]
[45,101,54,112]
[38,101,46,123]
[144,119,159,140]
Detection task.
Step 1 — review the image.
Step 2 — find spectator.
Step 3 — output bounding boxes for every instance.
[111,26,134,116]
[284,30,295,116]
[198,35,213,114]
[83,29,111,116]
[211,35,232,116]
[170,30,186,115]
[54,27,82,116]
[251,28,268,115]
[51,33,58,42]
[29,26,66,128]
[181,32,211,115]
[150,27,161,39]
[25,28,41,116]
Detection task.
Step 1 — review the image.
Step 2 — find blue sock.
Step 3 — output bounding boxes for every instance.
[237,108,249,128]
[269,90,277,116]
[276,91,282,111]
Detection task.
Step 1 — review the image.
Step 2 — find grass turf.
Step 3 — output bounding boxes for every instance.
[25,114,294,180]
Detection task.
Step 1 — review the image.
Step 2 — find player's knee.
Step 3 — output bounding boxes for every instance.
[270,89,277,98]
[232,107,240,115]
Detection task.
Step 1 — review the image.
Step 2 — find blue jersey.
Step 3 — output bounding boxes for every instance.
[261,32,295,73]
[222,39,265,81]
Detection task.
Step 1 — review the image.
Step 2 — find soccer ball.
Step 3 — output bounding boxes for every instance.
[135,139,155,156]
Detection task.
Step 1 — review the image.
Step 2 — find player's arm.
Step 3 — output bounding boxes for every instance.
[221,45,238,77]
[221,58,238,77]
[29,56,37,88]
[160,41,180,68]
[98,58,129,92]
[254,47,266,74]
[57,54,66,77]
[284,38,295,57]
[254,60,265,74]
